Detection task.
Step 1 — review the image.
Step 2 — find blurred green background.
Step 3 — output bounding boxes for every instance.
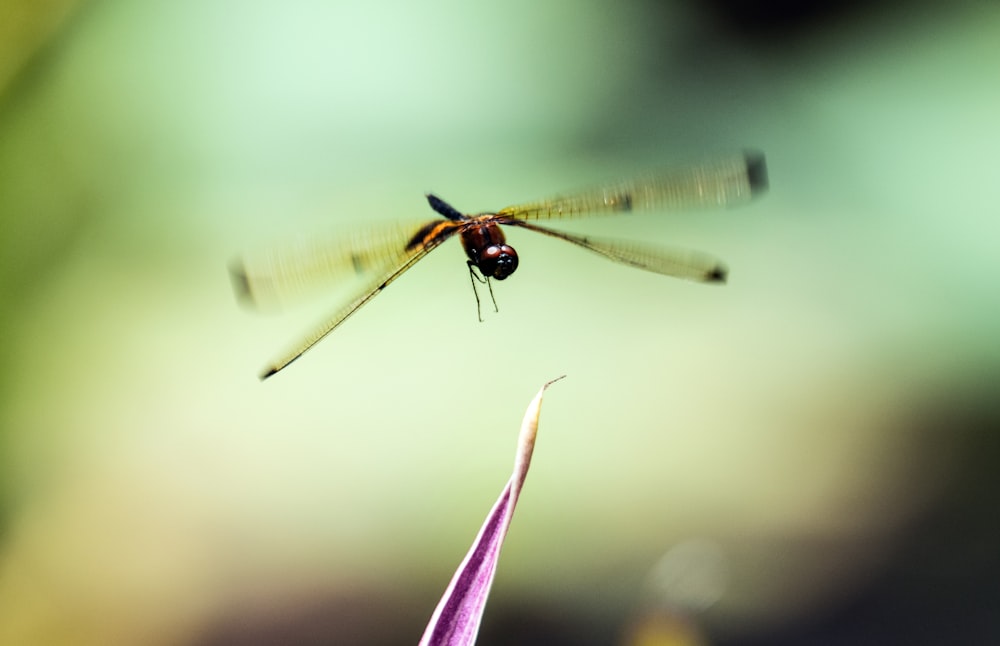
[1,0,998,644]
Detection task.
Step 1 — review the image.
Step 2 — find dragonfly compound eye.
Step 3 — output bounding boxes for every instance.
[480,245,518,279]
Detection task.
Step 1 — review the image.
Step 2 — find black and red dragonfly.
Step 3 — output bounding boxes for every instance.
[233,151,767,379]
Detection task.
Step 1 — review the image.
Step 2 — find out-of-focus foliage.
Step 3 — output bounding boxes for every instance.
[0,0,82,99]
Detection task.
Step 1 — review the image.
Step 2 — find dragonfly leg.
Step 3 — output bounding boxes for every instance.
[484,275,498,314]
[467,261,484,322]
[466,261,500,320]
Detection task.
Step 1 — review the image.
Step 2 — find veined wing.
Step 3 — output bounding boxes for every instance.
[260,238,446,380]
[253,228,454,379]
[496,151,767,221]
[505,219,728,283]
[231,219,436,311]
[231,219,461,379]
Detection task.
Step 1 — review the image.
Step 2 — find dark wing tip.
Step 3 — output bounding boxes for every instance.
[743,150,769,196]
[228,260,256,305]
[260,353,302,380]
[705,265,728,283]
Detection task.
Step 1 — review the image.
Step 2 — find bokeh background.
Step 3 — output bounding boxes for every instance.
[1,0,998,644]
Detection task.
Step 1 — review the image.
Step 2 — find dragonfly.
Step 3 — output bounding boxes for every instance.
[233,151,767,379]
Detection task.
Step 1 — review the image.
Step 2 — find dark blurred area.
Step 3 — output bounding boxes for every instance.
[719,372,1000,645]
[697,0,869,36]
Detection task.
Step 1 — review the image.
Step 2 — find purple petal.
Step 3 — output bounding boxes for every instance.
[419,377,564,646]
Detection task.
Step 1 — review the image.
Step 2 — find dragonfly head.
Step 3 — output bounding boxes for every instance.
[479,244,518,280]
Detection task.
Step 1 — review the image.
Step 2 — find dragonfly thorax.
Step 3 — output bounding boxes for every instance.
[460,221,519,280]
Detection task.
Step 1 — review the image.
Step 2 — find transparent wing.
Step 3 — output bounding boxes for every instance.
[506,219,728,283]
[496,151,767,222]
[256,234,449,379]
[231,219,435,311]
